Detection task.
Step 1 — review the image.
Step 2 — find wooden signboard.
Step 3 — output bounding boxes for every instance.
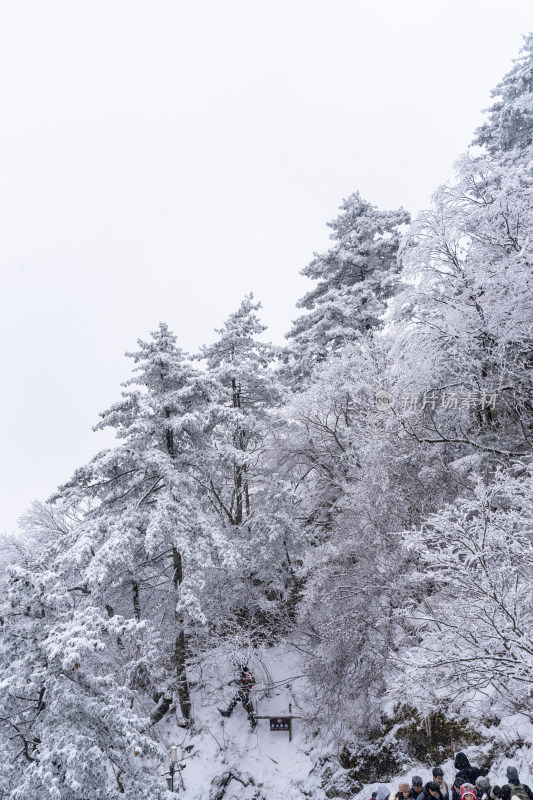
[269,716,290,732]
[255,704,299,741]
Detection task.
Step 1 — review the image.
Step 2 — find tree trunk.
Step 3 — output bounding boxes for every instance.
[173,546,191,721]
[232,377,249,524]
[165,407,175,458]
[164,411,192,721]
[175,628,191,719]
[132,581,141,621]
[234,460,243,524]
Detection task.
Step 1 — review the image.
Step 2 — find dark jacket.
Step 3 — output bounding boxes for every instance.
[418,784,437,800]
[451,786,461,800]
[420,783,450,800]
[454,753,481,787]
[501,782,533,800]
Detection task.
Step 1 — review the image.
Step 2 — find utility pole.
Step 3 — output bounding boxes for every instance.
[170,745,177,792]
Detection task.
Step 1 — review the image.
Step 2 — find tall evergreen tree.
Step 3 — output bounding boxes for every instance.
[199,294,280,527]
[0,508,168,800]
[194,295,303,645]
[285,192,409,381]
[473,33,533,157]
[48,324,217,724]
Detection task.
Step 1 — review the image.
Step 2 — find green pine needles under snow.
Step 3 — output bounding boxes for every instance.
[3,33,533,800]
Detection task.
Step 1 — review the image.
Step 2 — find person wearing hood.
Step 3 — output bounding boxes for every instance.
[454,753,481,786]
[461,785,477,800]
[501,766,533,800]
[377,785,391,800]
[476,777,491,800]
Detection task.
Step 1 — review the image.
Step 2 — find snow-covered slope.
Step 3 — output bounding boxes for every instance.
[155,645,533,800]
[156,647,324,800]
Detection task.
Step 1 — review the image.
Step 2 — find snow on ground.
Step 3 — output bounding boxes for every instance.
[157,645,324,800]
[155,646,533,800]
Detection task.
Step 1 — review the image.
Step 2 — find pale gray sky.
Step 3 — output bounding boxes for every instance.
[1,0,532,534]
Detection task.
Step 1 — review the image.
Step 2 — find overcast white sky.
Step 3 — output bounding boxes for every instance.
[1,0,532,534]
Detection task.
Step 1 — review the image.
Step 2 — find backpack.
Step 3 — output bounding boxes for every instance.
[241,669,255,691]
[509,786,529,800]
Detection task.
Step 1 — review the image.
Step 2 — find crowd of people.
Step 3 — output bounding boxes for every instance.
[373,753,533,800]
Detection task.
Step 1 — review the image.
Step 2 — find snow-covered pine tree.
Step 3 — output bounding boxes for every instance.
[196,295,303,645]
[473,32,533,158]
[0,507,168,800]
[47,323,219,726]
[199,294,279,527]
[285,192,409,383]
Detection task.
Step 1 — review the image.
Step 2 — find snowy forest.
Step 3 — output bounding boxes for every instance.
[3,31,533,800]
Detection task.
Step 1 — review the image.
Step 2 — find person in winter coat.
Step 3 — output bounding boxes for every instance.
[419,781,443,800]
[433,768,449,800]
[491,788,502,800]
[455,754,481,786]
[218,664,256,728]
[394,782,411,800]
[452,775,465,800]
[461,784,477,800]
[476,777,491,800]
[501,766,533,800]
[377,785,391,800]
[412,778,424,799]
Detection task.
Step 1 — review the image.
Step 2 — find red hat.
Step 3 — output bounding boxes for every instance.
[461,785,477,800]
